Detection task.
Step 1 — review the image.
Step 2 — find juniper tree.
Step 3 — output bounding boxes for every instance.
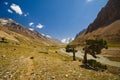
[66,45,77,61]
[83,39,108,64]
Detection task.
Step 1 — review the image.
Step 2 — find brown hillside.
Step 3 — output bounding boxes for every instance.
[72,20,120,45]
[86,0,120,33]
[0,18,62,46]
[72,0,120,46]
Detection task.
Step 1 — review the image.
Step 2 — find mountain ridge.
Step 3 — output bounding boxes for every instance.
[0,18,62,46]
[86,0,120,34]
[72,0,120,46]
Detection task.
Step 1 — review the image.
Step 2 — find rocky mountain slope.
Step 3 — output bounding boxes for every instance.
[75,29,86,39]
[86,0,120,33]
[0,18,62,46]
[72,0,120,46]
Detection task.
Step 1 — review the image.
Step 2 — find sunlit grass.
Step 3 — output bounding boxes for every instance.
[0,39,120,80]
[108,42,120,47]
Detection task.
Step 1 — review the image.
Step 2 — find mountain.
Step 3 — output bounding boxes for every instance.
[0,18,62,46]
[61,38,74,44]
[75,29,86,39]
[85,0,120,34]
[0,20,119,80]
[72,0,120,46]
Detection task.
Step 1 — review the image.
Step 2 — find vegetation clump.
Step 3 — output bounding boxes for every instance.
[30,56,34,59]
[66,45,77,61]
[82,39,108,71]
[0,37,8,43]
[83,39,108,63]
[87,59,107,71]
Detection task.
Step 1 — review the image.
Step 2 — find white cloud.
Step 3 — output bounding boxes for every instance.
[4,2,8,5]
[36,23,44,29]
[7,3,29,17]
[86,0,94,2]
[8,9,13,13]
[24,14,27,17]
[24,13,29,17]
[29,22,34,27]
[29,28,34,31]
[10,3,23,15]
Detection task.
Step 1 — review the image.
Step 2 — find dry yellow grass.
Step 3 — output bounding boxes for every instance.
[0,31,19,42]
[0,41,120,80]
[0,24,120,80]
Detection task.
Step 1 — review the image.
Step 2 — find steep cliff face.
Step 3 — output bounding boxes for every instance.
[86,0,120,33]
[72,0,120,45]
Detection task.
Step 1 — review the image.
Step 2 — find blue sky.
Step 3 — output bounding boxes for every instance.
[0,0,107,40]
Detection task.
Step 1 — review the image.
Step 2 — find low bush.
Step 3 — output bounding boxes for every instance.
[87,59,107,70]
[0,37,8,43]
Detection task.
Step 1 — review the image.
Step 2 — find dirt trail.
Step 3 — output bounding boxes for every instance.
[19,57,34,80]
[60,49,120,67]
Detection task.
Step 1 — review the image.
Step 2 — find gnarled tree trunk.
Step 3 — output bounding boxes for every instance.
[73,48,76,61]
[83,51,87,64]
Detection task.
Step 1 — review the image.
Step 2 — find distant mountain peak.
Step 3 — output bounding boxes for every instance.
[61,38,74,44]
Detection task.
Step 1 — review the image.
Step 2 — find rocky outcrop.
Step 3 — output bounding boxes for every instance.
[85,0,120,34]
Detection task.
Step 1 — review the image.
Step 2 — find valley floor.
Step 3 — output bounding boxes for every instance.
[60,48,120,67]
[0,43,120,80]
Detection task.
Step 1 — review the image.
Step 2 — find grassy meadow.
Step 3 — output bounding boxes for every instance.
[0,37,120,80]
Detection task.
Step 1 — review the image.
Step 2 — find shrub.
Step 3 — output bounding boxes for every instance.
[83,39,108,63]
[0,37,8,43]
[87,59,107,70]
[65,45,78,61]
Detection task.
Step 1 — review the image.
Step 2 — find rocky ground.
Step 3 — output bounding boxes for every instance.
[0,44,120,80]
